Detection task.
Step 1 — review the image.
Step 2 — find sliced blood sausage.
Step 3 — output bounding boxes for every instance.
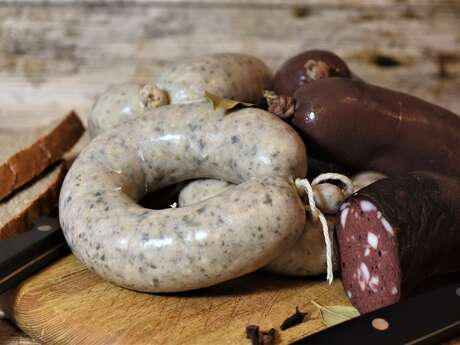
[288,77,460,177]
[337,171,460,313]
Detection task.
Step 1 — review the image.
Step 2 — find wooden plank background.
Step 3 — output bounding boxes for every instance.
[0,0,459,343]
[1,0,459,129]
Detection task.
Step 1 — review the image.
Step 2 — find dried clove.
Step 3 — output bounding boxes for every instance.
[245,324,260,345]
[280,307,308,330]
[261,328,276,345]
[264,90,296,119]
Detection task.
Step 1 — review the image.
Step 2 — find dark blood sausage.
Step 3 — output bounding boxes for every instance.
[273,50,352,96]
[337,171,460,314]
[307,156,351,180]
[289,77,460,177]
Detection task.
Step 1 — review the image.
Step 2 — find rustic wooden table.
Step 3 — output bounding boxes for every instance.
[0,0,459,343]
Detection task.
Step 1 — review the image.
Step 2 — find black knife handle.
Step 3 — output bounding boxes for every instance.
[292,282,460,345]
[0,217,69,294]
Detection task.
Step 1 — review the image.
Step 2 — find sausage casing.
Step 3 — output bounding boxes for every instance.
[60,103,307,292]
[289,78,460,176]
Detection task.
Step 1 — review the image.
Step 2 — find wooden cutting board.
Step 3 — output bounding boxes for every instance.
[8,254,351,345]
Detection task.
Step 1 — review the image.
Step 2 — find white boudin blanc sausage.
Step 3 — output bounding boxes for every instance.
[156,53,272,105]
[178,179,232,206]
[59,102,307,292]
[264,216,337,276]
[312,183,345,214]
[180,179,346,215]
[88,83,168,138]
[88,54,273,138]
[179,179,338,276]
[352,171,387,192]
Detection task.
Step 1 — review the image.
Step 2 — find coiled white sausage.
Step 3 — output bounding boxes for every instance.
[88,53,272,137]
[60,103,307,292]
[178,178,338,276]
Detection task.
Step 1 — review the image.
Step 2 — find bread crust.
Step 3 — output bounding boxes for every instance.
[0,111,84,200]
[0,162,66,240]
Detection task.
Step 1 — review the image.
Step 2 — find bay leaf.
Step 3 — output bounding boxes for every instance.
[204,91,253,111]
[311,300,360,327]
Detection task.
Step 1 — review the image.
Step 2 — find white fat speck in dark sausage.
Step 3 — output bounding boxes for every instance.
[60,102,307,292]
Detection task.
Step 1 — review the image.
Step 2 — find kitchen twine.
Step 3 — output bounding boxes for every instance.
[295,173,354,284]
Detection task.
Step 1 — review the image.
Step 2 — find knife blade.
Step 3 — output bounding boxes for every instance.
[292,281,460,345]
[0,216,69,310]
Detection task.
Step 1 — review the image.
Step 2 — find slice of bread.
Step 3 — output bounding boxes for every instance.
[0,162,66,240]
[0,111,84,201]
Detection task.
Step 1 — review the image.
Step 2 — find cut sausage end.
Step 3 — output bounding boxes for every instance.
[337,197,401,314]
